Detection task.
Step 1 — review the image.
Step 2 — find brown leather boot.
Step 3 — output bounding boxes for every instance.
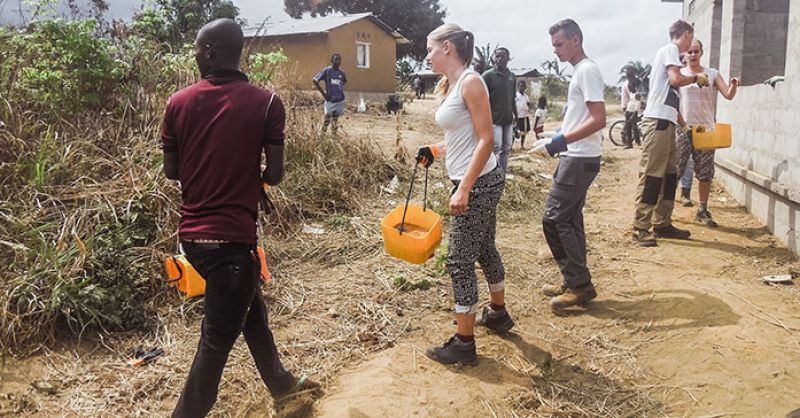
[549,283,597,311]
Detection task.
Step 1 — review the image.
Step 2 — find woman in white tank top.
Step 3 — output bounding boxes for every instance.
[415,23,511,366]
[677,38,739,227]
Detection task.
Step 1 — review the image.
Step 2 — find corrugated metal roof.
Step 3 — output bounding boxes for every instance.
[244,12,409,44]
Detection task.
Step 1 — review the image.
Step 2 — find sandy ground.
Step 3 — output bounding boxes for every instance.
[2,97,799,417]
[323,98,800,417]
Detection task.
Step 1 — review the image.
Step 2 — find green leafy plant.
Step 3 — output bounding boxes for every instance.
[6,19,126,113]
[248,49,289,85]
[392,276,433,291]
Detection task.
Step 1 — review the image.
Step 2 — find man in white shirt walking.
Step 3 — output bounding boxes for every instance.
[632,20,709,247]
[532,19,606,312]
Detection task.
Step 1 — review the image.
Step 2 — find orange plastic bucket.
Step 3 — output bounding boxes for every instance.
[164,255,205,298]
[382,204,442,264]
[164,247,272,298]
[692,123,732,151]
[381,163,442,264]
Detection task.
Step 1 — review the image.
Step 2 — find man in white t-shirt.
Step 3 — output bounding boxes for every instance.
[531,19,606,312]
[631,20,709,247]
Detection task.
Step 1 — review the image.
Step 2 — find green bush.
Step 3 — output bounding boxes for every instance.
[3,19,126,113]
[247,49,289,85]
[0,15,397,351]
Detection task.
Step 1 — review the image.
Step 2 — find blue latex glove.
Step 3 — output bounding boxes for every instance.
[544,133,568,156]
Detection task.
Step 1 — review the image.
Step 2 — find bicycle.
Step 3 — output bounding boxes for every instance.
[607,115,641,147]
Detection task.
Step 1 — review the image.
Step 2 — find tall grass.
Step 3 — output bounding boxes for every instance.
[0,20,397,352]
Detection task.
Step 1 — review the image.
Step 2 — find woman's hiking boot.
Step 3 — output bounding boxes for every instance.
[549,283,597,312]
[653,224,692,239]
[425,335,478,365]
[477,306,515,334]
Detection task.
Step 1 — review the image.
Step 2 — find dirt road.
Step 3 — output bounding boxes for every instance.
[318,99,800,417]
[3,98,798,417]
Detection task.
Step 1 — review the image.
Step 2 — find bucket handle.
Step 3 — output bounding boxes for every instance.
[166,256,183,283]
[398,162,430,235]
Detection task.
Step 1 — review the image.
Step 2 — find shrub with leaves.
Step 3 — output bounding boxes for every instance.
[3,19,126,113]
[247,49,289,85]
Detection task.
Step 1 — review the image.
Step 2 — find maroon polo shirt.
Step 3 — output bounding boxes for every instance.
[161,69,285,244]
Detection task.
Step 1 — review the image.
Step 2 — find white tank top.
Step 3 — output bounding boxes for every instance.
[679,67,718,129]
[434,69,497,180]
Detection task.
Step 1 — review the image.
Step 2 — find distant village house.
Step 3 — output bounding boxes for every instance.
[246,13,409,102]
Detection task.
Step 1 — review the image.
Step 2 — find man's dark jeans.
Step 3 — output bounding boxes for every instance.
[172,242,293,418]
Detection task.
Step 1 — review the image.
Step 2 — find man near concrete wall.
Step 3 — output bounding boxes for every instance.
[483,47,517,172]
[313,53,348,133]
[632,20,709,247]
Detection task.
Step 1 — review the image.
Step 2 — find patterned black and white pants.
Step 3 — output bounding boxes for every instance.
[448,166,506,314]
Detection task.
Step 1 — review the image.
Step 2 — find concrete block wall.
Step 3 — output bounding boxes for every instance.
[685,0,722,68]
[719,0,789,86]
[714,1,799,256]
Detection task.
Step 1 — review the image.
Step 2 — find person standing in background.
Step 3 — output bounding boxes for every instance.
[313,53,347,133]
[514,80,532,149]
[483,47,517,172]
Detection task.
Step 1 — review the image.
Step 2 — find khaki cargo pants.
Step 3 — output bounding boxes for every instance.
[633,118,679,231]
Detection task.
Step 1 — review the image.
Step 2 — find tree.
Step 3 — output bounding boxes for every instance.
[541,59,566,79]
[619,60,651,94]
[283,0,446,62]
[472,43,497,74]
[132,0,242,47]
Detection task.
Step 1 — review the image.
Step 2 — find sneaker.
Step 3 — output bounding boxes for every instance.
[273,375,324,418]
[695,209,718,228]
[549,283,597,311]
[653,224,692,240]
[425,335,478,365]
[477,306,515,334]
[541,284,566,297]
[632,228,657,247]
[681,188,693,207]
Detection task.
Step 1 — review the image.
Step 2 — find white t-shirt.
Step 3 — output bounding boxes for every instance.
[679,67,718,129]
[561,58,605,158]
[435,69,497,181]
[621,83,631,109]
[515,92,530,118]
[534,108,546,128]
[643,43,683,123]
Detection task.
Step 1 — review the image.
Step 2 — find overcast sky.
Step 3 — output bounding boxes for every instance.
[1,0,683,83]
[236,0,684,84]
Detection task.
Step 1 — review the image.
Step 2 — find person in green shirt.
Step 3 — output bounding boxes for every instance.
[482,47,517,172]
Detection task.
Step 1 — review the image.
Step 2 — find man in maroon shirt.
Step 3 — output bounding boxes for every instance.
[162,19,319,417]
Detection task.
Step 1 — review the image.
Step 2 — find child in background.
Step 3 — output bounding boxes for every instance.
[514,80,531,149]
[533,95,547,139]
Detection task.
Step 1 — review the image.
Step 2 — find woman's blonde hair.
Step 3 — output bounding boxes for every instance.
[428,23,475,96]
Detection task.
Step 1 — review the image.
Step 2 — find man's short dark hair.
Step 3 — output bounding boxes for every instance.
[330,53,341,61]
[549,19,583,42]
[496,47,510,55]
[669,20,693,40]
